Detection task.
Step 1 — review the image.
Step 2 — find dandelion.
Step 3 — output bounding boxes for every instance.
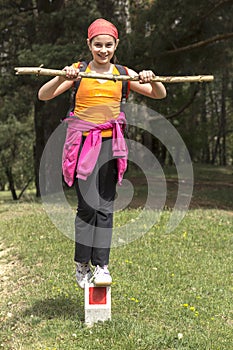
[189,306,195,311]
[178,333,183,340]
[130,297,139,303]
[125,259,132,264]
[182,303,189,307]
[183,231,187,238]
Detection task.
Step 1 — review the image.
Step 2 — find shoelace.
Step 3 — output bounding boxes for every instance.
[93,266,101,277]
[77,263,90,275]
[93,266,110,277]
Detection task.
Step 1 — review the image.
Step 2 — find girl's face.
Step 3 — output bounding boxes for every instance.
[87,35,119,65]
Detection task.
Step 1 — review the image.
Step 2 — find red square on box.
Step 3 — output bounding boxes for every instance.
[89,287,107,305]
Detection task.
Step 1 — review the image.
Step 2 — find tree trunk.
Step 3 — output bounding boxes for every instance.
[5,167,18,200]
[211,73,228,165]
[33,0,66,197]
[18,179,32,200]
[200,84,210,163]
[114,0,131,34]
[220,70,227,165]
[34,99,46,197]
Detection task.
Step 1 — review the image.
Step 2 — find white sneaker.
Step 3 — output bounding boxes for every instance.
[75,262,92,289]
[92,265,112,286]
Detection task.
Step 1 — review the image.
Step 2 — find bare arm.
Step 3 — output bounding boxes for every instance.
[38,65,80,101]
[38,65,166,101]
[127,68,167,99]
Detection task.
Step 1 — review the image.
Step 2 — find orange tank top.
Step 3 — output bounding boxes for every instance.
[73,63,123,137]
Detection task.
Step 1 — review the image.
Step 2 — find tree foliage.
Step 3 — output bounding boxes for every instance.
[129,0,233,165]
[0,0,232,198]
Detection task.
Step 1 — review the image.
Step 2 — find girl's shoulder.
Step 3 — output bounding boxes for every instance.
[126,67,138,76]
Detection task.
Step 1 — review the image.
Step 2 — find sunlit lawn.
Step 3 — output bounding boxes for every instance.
[0,164,232,349]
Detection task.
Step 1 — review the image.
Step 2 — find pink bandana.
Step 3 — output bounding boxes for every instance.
[88,18,118,40]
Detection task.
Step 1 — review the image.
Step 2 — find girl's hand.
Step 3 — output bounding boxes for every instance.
[63,65,80,80]
[138,70,155,84]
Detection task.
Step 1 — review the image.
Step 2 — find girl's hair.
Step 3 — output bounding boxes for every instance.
[110,54,118,64]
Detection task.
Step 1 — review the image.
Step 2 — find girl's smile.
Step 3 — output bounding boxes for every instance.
[88,35,119,67]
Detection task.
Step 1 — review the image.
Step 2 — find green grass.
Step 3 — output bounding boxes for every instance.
[0,164,233,349]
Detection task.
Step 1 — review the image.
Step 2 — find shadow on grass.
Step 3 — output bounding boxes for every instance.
[23,295,84,321]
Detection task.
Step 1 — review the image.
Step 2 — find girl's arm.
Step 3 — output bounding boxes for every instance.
[38,65,80,101]
[127,68,167,99]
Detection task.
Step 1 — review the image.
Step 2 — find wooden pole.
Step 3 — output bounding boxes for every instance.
[14,67,214,83]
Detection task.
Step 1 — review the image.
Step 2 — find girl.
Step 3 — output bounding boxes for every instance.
[38,18,166,289]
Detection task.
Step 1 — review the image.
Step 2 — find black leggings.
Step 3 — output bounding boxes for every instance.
[74,137,117,266]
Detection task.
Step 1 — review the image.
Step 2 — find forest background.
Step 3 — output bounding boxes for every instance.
[0,0,232,199]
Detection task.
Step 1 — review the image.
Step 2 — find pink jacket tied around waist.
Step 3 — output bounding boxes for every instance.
[62,112,128,186]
